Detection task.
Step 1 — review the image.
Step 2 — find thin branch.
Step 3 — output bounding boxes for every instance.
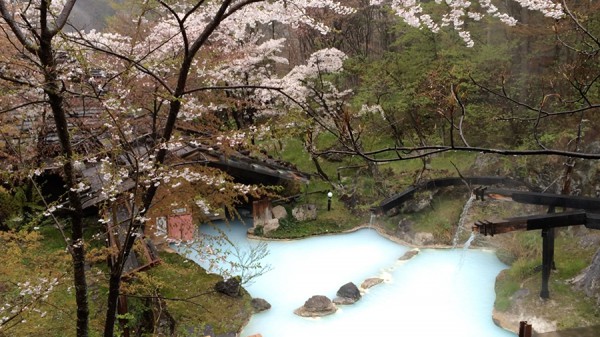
[0,1,37,52]
[313,144,600,163]
[0,99,48,115]
[561,0,600,50]
[451,84,470,147]
[471,75,600,117]
[49,0,77,35]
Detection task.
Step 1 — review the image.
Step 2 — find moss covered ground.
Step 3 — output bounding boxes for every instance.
[0,224,251,337]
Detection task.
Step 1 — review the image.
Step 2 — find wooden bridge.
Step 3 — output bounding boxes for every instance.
[373,177,600,300]
[372,176,524,214]
[472,187,600,299]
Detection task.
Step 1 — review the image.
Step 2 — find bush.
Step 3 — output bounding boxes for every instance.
[0,187,19,230]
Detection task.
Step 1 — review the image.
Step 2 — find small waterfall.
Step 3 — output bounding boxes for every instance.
[369,213,376,228]
[457,231,477,269]
[462,231,476,250]
[452,193,476,248]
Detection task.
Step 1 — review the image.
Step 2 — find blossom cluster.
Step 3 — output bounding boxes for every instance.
[372,0,563,47]
[259,48,348,105]
[0,277,59,328]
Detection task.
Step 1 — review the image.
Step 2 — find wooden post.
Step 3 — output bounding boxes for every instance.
[540,207,556,299]
[117,294,130,337]
[519,321,526,337]
[519,321,532,337]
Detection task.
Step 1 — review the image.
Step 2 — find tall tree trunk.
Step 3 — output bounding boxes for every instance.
[41,43,90,337]
[103,271,123,337]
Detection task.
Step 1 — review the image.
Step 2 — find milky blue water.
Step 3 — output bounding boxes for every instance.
[178,221,516,337]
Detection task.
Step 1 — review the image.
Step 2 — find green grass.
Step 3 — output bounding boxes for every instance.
[492,228,600,328]
[494,270,521,312]
[391,191,468,244]
[0,221,252,337]
[264,203,365,239]
[143,252,252,336]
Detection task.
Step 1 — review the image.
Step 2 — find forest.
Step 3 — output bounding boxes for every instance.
[1,0,600,336]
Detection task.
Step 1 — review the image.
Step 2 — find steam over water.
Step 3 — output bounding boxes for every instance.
[181,221,516,337]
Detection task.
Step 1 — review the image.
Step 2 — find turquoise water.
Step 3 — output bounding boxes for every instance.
[179,221,516,337]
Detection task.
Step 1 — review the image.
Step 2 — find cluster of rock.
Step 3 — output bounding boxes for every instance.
[251,203,317,235]
[396,217,436,246]
[293,282,366,317]
[293,249,421,318]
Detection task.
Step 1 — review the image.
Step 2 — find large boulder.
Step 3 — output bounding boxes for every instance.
[292,204,317,222]
[251,298,272,313]
[400,191,433,213]
[571,248,600,305]
[413,232,435,246]
[272,205,288,220]
[333,282,361,305]
[396,218,415,235]
[215,277,241,297]
[262,218,280,235]
[294,295,337,317]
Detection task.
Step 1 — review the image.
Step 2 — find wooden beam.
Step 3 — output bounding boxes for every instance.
[476,188,600,211]
[473,211,587,236]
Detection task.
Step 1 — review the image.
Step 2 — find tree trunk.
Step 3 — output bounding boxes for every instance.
[40,28,90,337]
[103,271,123,337]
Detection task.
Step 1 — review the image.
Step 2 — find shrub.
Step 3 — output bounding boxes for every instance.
[0,187,19,230]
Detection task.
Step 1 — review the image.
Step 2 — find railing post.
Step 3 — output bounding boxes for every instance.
[519,321,532,337]
[541,207,556,299]
[519,321,526,337]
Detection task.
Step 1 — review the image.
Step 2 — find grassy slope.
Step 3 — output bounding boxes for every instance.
[0,225,251,337]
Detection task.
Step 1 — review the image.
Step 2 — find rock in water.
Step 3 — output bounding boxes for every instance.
[361,277,384,289]
[398,249,419,261]
[294,295,337,317]
[251,298,272,312]
[333,282,361,305]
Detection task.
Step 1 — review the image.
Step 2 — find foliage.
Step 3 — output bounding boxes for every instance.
[0,187,19,229]
[0,229,76,336]
[493,228,600,329]
[143,252,253,336]
[0,226,253,337]
[494,270,521,312]
[266,203,363,239]
[386,190,468,244]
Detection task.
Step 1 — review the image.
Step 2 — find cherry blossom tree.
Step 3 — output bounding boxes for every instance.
[277,0,600,165]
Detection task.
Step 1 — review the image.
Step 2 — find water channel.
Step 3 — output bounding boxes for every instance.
[179,220,517,337]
